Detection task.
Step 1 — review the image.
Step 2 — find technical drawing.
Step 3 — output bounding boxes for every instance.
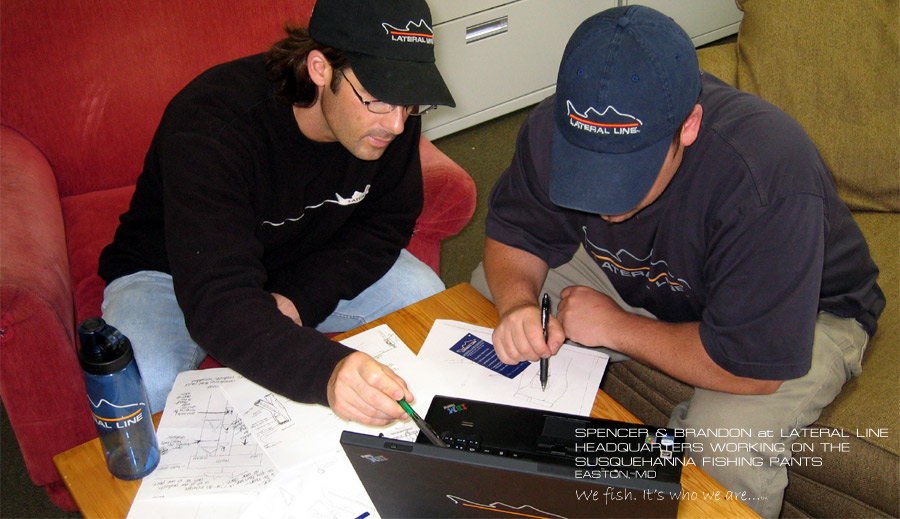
[141,376,276,501]
[253,394,290,425]
[190,396,263,470]
[514,355,571,408]
[241,453,377,519]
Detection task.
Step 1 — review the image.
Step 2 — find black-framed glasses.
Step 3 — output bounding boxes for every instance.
[338,71,437,117]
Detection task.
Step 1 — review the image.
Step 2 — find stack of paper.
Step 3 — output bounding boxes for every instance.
[127,321,609,518]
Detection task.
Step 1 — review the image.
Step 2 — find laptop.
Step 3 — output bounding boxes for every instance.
[340,395,686,518]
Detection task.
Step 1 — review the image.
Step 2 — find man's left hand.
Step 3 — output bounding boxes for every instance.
[326,351,412,426]
[556,285,624,348]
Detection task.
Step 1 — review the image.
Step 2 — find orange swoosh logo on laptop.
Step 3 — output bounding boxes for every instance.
[447,495,567,519]
[461,502,558,518]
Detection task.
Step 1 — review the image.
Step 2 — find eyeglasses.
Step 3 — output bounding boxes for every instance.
[338,71,437,117]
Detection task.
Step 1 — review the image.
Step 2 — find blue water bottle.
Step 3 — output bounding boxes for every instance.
[78,317,160,480]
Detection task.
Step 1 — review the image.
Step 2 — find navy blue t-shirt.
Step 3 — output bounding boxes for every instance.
[486,73,884,380]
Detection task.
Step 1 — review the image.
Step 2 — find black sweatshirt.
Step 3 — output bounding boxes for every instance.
[99,54,424,405]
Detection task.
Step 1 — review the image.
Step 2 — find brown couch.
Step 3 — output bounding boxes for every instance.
[600,1,899,517]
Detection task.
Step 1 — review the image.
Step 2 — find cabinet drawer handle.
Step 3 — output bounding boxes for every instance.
[466,16,509,44]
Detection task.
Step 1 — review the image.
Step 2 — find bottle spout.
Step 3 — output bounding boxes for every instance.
[77,317,106,356]
[78,317,126,355]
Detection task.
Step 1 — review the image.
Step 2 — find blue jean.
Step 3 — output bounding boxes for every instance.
[101,249,444,413]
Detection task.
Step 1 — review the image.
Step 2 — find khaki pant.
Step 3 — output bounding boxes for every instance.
[470,246,868,518]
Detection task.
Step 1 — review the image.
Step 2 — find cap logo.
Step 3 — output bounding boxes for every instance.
[382,20,435,45]
[566,100,642,135]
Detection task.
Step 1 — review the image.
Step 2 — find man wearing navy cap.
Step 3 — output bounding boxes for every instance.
[98,0,454,425]
[473,6,883,516]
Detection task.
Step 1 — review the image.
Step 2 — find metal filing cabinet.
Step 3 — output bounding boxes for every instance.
[421,0,743,140]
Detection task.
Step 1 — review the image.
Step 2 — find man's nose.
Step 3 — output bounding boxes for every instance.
[381,108,406,135]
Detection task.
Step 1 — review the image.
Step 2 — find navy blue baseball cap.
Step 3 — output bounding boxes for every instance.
[550,6,700,215]
[309,0,455,108]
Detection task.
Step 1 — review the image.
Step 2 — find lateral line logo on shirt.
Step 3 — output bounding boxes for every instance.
[583,227,690,292]
[566,100,642,135]
[262,185,371,227]
[382,20,435,45]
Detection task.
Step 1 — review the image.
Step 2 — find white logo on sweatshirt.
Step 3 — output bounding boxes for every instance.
[262,185,371,227]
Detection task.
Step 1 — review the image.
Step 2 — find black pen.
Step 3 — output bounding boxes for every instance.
[540,293,550,391]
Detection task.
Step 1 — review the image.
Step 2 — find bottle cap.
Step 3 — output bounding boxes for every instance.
[78,318,135,375]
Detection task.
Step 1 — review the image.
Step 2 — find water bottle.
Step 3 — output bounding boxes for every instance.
[78,317,160,480]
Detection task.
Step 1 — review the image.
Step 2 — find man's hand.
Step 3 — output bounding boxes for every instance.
[493,303,565,364]
[326,351,412,426]
[271,292,302,326]
[483,238,564,365]
[556,285,623,348]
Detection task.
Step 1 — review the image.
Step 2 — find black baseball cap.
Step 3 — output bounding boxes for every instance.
[308,0,455,108]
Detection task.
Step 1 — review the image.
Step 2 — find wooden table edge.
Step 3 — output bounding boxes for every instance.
[54,282,758,518]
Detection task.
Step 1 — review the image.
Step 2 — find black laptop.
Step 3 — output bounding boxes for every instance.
[340,395,686,518]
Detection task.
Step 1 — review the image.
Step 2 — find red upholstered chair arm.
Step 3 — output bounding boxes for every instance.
[407,136,477,273]
[0,126,97,491]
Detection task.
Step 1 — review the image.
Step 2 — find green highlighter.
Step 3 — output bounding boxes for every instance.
[397,398,448,448]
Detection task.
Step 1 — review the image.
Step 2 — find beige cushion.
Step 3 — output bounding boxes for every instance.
[821,212,900,450]
[697,43,738,86]
[734,0,899,211]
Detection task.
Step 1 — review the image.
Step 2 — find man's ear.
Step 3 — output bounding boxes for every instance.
[680,104,703,147]
[306,50,331,88]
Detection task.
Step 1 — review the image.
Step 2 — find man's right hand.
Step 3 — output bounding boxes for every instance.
[484,238,565,365]
[326,351,413,426]
[493,302,564,364]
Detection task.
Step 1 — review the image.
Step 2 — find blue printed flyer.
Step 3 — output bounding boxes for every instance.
[449,333,530,379]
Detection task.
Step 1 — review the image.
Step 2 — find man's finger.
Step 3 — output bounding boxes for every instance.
[353,359,410,420]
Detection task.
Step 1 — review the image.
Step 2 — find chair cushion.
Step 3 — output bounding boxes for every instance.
[1,0,316,198]
[819,212,899,443]
[61,186,135,324]
[410,137,478,273]
[734,0,899,211]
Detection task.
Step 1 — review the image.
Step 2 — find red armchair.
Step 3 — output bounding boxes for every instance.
[0,0,475,510]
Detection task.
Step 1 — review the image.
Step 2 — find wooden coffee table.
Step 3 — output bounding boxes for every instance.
[54,283,758,518]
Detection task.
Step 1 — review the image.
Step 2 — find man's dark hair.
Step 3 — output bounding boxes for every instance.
[266,26,348,107]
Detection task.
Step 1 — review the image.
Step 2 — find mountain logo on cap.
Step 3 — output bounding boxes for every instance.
[566,100,642,135]
[382,20,435,45]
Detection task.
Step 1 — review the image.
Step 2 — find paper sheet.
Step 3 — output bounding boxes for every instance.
[229,324,420,519]
[406,319,609,417]
[238,448,380,519]
[129,325,413,518]
[128,320,608,518]
[224,324,419,469]
[127,368,274,519]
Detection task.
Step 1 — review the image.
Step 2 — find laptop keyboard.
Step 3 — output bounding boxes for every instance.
[441,432,527,458]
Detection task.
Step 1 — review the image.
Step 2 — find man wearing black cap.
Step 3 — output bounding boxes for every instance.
[97,0,455,426]
[472,6,883,516]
